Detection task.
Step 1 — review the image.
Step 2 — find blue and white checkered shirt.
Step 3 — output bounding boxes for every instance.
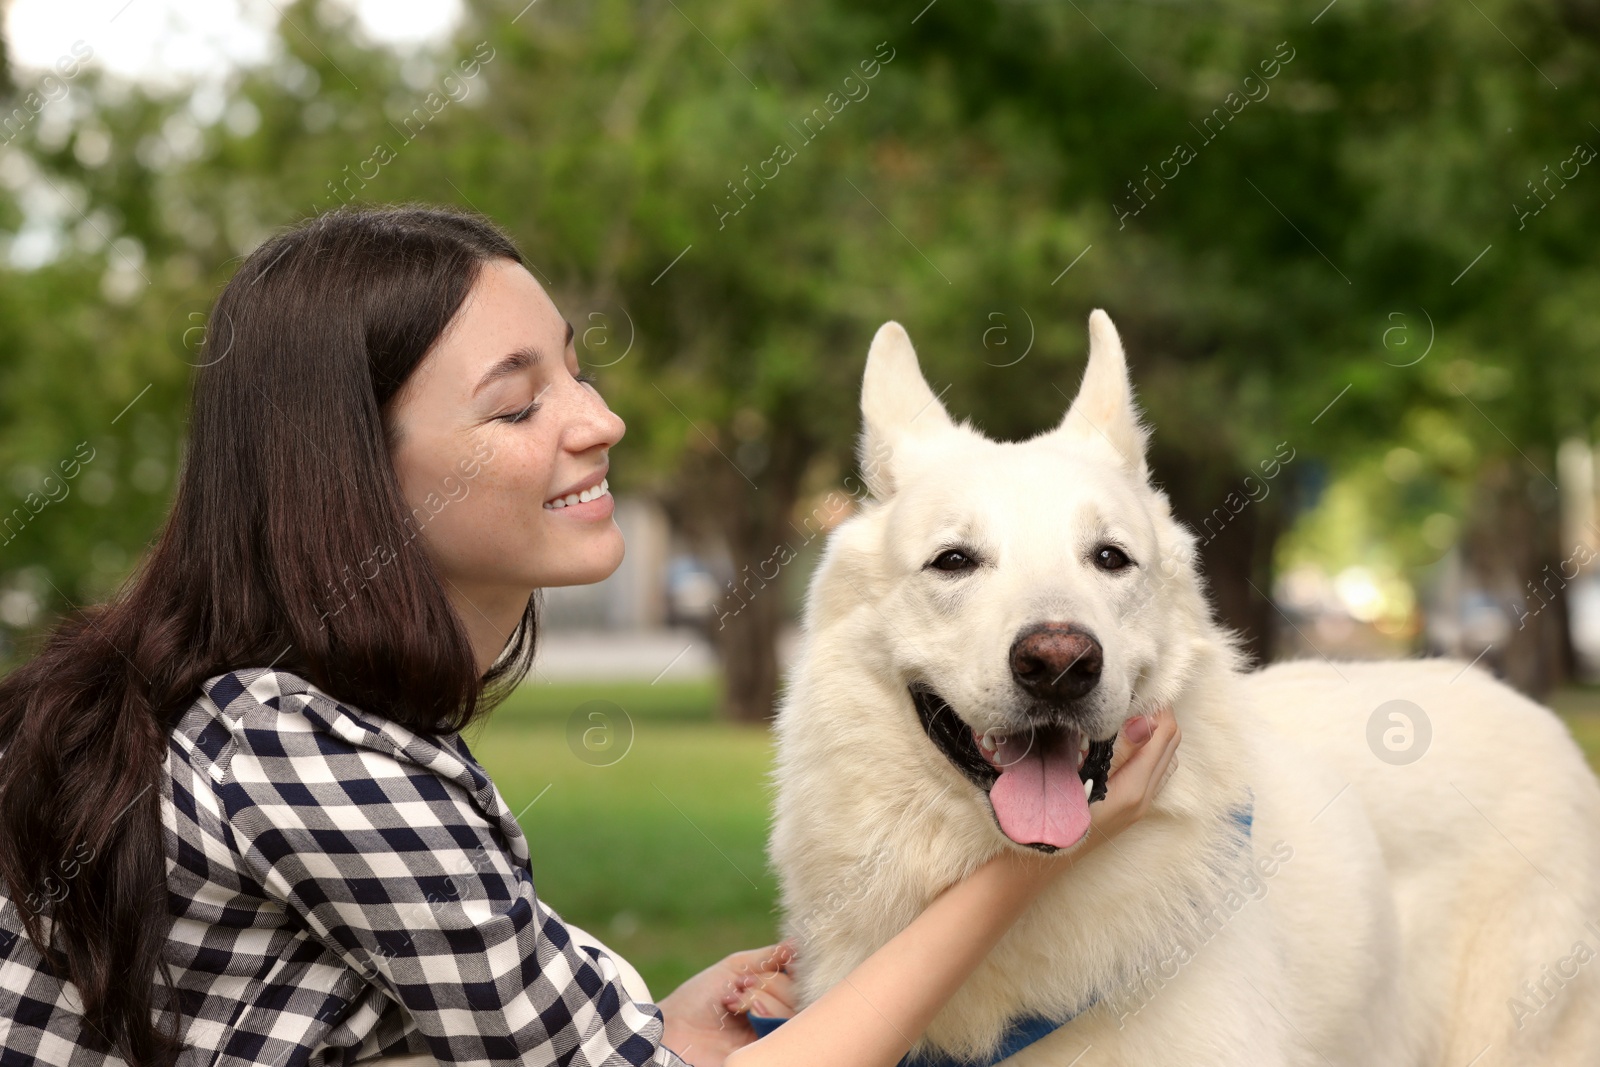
[0,666,688,1067]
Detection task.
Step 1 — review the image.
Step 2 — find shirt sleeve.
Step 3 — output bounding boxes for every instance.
[211,699,690,1067]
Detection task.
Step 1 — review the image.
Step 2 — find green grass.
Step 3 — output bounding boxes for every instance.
[489,676,724,724]
[464,678,777,998]
[465,678,1600,1001]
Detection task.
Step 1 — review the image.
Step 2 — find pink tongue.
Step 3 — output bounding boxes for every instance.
[987,731,1090,849]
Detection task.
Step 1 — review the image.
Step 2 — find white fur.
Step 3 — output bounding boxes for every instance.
[767,312,1600,1066]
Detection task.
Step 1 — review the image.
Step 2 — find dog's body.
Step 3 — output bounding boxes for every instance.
[767,313,1600,1066]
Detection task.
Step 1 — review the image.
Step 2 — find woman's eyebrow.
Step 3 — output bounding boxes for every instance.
[471,322,574,398]
[473,347,538,397]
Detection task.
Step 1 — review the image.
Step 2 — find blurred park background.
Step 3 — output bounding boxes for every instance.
[2,0,1600,994]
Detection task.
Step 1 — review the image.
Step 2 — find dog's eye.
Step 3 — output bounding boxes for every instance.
[928,549,977,573]
[1093,545,1133,572]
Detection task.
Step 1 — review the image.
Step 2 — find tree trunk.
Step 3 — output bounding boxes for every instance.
[714,552,788,723]
[1149,441,1286,667]
[1458,456,1575,700]
[662,419,811,723]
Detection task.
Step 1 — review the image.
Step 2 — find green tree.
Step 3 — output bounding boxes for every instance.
[2,0,1597,709]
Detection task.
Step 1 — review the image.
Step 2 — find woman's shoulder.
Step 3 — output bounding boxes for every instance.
[182,665,368,743]
[196,664,350,721]
[172,665,527,865]
[177,666,475,785]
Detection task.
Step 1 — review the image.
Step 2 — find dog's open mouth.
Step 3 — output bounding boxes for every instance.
[910,683,1115,852]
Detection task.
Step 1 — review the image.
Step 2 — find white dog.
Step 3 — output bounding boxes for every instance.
[766,311,1600,1066]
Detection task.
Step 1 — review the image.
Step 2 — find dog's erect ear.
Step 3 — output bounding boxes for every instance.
[857,321,953,499]
[1053,309,1150,481]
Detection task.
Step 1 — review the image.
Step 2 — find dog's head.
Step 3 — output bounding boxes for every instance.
[834,310,1219,852]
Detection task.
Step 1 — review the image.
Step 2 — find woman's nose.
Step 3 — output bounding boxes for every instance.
[571,387,625,451]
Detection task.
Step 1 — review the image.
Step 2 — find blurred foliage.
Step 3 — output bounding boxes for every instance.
[0,0,1596,691]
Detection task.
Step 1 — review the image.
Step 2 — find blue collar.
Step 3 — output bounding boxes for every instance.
[749,797,1254,1066]
[744,989,1097,1065]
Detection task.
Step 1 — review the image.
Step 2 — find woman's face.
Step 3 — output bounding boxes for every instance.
[387,257,625,641]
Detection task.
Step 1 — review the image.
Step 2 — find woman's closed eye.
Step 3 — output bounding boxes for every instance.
[497,401,539,425]
[496,372,599,424]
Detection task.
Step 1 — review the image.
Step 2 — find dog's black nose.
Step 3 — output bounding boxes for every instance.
[1009,623,1102,701]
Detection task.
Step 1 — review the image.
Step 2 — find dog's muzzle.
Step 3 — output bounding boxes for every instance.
[910,683,1114,853]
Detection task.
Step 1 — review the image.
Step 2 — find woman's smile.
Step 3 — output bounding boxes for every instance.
[544,471,614,517]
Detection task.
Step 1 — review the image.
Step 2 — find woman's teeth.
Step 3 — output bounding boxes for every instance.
[544,477,609,509]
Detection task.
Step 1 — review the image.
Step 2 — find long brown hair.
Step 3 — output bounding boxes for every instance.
[0,204,538,1064]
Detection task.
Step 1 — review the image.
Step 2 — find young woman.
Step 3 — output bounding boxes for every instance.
[0,205,1181,1067]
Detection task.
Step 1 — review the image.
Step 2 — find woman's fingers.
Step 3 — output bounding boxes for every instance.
[758,972,798,1014]
[1106,706,1176,786]
[1158,753,1179,791]
[721,969,798,1018]
[1137,725,1181,812]
[1095,705,1180,827]
[717,939,800,1018]
[1106,710,1157,778]
[724,939,796,976]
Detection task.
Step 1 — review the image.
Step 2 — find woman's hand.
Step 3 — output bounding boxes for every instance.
[1089,702,1183,842]
[658,940,797,1065]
